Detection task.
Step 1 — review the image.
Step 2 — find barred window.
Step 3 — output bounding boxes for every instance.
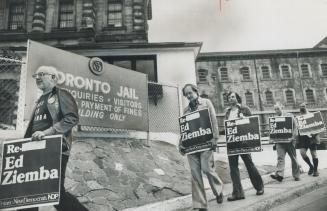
[305,89,315,104]
[211,72,217,81]
[280,64,291,79]
[59,1,74,28]
[8,3,25,30]
[265,90,274,105]
[240,67,251,80]
[245,91,254,107]
[220,67,229,81]
[285,89,295,104]
[301,64,311,78]
[321,63,327,77]
[108,0,123,27]
[197,69,208,83]
[222,93,229,107]
[261,65,271,80]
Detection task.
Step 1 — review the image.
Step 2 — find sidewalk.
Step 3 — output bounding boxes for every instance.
[123,168,327,211]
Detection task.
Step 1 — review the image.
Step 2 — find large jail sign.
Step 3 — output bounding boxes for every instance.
[296,112,326,136]
[179,109,214,154]
[224,116,262,156]
[269,116,293,143]
[0,135,62,210]
[26,40,148,131]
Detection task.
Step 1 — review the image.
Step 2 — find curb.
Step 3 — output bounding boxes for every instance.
[122,168,327,211]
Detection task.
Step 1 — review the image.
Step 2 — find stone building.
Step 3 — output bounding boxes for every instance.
[196,44,327,131]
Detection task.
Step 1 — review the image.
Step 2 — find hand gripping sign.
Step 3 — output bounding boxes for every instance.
[0,135,62,211]
[224,116,262,156]
[296,111,326,136]
[269,116,293,143]
[179,109,214,155]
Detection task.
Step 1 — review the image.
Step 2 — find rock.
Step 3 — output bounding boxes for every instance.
[87,180,104,190]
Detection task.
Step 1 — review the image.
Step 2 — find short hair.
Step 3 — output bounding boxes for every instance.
[182,84,199,96]
[299,102,307,107]
[227,91,242,104]
[274,102,284,110]
[36,66,59,80]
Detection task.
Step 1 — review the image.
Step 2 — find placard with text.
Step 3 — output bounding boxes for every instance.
[269,116,293,143]
[296,111,326,136]
[224,116,262,156]
[0,135,62,210]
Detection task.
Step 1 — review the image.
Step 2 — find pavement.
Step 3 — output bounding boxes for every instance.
[123,146,327,211]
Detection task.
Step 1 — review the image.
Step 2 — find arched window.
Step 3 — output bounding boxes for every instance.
[240,66,251,80]
[219,67,229,81]
[222,93,229,107]
[305,89,315,104]
[285,89,295,104]
[197,69,208,83]
[300,64,311,78]
[280,64,291,79]
[261,65,271,80]
[245,91,254,107]
[265,90,274,105]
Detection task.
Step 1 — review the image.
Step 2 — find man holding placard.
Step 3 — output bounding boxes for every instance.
[179,84,223,211]
[296,103,324,177]
[269,102,300,182]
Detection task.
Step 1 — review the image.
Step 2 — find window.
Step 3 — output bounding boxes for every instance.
[102,55,157,82]
[321,63,327,77]
[222,93,229,107]
[197,69,208,83]
[300,64,311,78]
[285,89,295,104]
[211,72,217,81]
[240,67,251,80]
[280,64,291,79]
[261,65,271,80]
[108,0,123,27]
[245,91,254,107]
[265,90,274,105]
[59,1,74,28]
[219,67,229,81]
[305,89,315,104]
[8,3,25,30]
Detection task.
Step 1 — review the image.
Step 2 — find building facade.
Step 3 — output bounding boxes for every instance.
[196,47,327,132]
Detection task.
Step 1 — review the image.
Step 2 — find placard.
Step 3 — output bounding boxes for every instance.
[269,116,293,143]
[296,111,326,136]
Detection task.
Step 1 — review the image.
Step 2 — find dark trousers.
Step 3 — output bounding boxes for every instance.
[19,155,88,211]
[228,153,264,197]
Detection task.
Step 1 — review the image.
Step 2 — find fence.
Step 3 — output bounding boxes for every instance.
[0,51,23,131]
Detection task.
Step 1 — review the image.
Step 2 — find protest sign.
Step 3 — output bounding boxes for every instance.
[179,109,214,154]
[26,40,148,131]
[0,135,62,210]
[269,116,293,143]
[225,116,262,155]
[296,111,326,136]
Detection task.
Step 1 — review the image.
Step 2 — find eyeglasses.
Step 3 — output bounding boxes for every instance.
[32,72,53,79]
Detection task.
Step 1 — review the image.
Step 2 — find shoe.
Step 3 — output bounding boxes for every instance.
[308,167,314,175]
[294,177,300,181]
[270,174,283,182]
[313,171,319,177]
[216,192,223,204]
[256,189,264,195]
[227,195,245,201]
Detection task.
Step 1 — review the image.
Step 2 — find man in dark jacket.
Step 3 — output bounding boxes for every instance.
[20,66,88,211]
[225,92,264,201]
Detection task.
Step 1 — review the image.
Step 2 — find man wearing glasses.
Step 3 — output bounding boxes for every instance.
[20,66,88,211]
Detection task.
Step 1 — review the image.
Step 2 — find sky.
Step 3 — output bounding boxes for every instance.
[148,0,327,52]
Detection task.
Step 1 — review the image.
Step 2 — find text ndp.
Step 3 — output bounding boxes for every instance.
[1,144,58,185]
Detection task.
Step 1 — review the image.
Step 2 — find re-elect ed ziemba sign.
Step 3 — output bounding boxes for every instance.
[269,116,293,143]
[179,109,214,154]
[0,135,62,211]
[25,40,148,131]
[296,111,326,136]
[224,116,262,156]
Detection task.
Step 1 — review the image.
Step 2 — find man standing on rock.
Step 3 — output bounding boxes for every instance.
[270,102,301,182]
[19,66,89,211]
[179,84,223,211]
